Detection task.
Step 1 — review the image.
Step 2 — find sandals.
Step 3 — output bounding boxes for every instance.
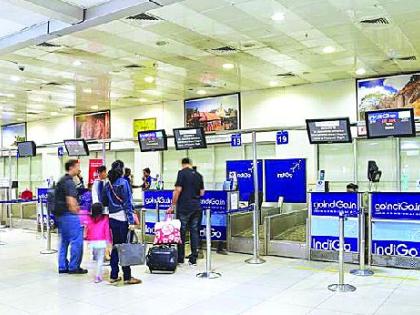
[109,277,122,284]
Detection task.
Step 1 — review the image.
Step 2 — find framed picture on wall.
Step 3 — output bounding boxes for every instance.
[1,122,27,148]
[184,93,240,133]
[74,110,110,140]
[357,72,420,120]
[133,118,157,137]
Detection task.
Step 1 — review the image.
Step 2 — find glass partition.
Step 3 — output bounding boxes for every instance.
[356,138,398,191]
[17,157,31,191]
[318,143,355,191]
[400,138,420,191]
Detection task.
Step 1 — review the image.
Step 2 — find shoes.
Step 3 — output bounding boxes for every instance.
[178,260,185,264]
[109,277,122,284]
[94,276,103,283]
[124,278,142,285]
[188,259,197,266]
[68,268,88,275]
[58,269,69,274]
[217,250,228,255]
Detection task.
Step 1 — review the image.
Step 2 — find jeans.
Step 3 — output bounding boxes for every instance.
[177,210,201,263]
[109,219,131,281]
[57,214,84,272]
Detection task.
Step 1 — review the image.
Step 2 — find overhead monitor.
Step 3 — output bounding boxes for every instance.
[365,108,416,139]
[64,139,90,156]
[138,129,168,152]
[173,127,207,150]
[306,118,352,144]
[17,141,36,157]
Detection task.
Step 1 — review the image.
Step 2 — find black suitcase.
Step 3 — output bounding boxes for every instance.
[146,245,178,273]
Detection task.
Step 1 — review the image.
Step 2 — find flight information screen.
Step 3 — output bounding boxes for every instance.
[173,127,207,150]
[366,108,415,139]
[17,141,36,157]
[138,130,167,152]
[64,139,89,156]
[306,118,352,144]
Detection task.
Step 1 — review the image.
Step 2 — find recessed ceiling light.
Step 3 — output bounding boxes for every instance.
[223,63,235,70]
[0,92,15,98]
[50,112,59,116]
[72,60,82,66]
[322,46,336,54]
[271,12,285,21]
[144,76,155,83]
[355,68,366,75]
[83,88,92,94]
[269,80,279,87]
[144,90,161,96]
[91,105,99,110]
[10,76,20,82]
[197,90,207,95]
[139,98,147,103]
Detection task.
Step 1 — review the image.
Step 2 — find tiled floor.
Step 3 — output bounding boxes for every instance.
[1,228,420,315]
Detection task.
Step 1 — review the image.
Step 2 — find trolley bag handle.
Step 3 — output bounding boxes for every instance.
[165,213,174,221]
[126,230,139,244]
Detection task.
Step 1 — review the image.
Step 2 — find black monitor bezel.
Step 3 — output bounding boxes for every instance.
[63,139,90,156]
[137,129,168,152]
[365,108,416,139]
[16,141,36,157]
[173,127,207,150]
[305,117,352,144]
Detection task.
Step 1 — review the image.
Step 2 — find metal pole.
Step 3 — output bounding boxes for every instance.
[396,138,401,192]
[41,202,57,254]
[102,142,106,165]
[245,131,265,264]
[8,150,12,228]
[140,209,146,244]
[351,194,374,276]
[39,199,45,238]
[328,210,356,292]
[197,208,221,279]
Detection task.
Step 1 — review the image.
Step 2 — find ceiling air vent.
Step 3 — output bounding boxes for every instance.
[276,72,295,77]
[210,46,238,55]
[124,64,144,69]
[360,17,390,25]
[45,82,61,86]
[393,56,417,61]
[127,13,159,21]
[37,42,61,48]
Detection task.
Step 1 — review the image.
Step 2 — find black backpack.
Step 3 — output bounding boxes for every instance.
[49,175,70,216]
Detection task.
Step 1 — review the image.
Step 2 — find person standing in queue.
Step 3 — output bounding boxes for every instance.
[102,160,141,285]
[167,158,204,266]
[92,165,107,204]
[57,159,87,274]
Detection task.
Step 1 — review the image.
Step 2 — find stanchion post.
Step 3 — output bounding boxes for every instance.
[351,193,374,276]
[245,131,265,265]
[328,210,356,292]
[40,202,57,255]
[39,199,45,237]
[197,208,221,279]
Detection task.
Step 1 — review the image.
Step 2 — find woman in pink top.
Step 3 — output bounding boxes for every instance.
[85,203,112,283]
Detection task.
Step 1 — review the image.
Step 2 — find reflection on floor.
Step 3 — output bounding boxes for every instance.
[0,228,419,315]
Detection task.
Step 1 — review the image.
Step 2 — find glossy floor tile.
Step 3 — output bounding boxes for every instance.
[0,229,419,315]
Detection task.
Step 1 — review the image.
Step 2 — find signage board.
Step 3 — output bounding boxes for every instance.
[231,134,242,147]
[276,131,289,145]
[226,160,263,202]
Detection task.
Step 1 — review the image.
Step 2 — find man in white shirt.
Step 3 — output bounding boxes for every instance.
[92,165,107,204]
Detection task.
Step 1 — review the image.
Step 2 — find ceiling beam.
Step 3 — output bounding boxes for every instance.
[0,0,183,56]
[5,0,84,24]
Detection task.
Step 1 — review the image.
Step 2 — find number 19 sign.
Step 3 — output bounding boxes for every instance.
[276,130,289,145]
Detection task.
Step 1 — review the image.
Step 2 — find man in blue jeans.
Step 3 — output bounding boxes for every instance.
[168,158,204,266]
[56,159,87,274]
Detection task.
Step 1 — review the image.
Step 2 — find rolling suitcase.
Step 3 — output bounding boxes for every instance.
[146,245,178,273]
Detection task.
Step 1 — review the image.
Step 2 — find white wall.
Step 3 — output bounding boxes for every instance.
[17,78,356,186]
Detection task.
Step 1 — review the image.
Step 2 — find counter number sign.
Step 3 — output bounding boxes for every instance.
[58,146,64,157]
[231,134,242,147]
[276,130,289,145]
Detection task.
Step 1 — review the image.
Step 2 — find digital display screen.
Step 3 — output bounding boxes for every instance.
[17,141,36,157]
[306,118,352,144]
[138,130,167,152]
[64,139,89,156]
[173,127,207,150]
[365,108,416,139]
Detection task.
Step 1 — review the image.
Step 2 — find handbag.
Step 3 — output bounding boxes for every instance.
[153,214,182,245]
[114,231,147,267]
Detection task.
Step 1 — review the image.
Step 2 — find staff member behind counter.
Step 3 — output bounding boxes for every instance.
[167,158,204,266]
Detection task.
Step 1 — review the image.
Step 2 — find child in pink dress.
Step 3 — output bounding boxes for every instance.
[85,203,112,283]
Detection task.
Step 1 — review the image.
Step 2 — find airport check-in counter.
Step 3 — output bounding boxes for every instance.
[141,189,239,245]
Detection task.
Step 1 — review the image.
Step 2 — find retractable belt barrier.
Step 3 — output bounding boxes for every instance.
[39,202,57,255]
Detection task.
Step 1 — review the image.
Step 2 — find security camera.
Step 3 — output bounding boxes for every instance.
[18,65,25,71]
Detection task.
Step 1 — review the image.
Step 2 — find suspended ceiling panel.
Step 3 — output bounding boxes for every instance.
[0,0,420,124]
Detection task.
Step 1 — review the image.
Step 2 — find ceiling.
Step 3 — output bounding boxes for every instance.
[1,0,420,124]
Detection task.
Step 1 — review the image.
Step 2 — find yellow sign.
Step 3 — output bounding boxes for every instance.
[133,118,157,137]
